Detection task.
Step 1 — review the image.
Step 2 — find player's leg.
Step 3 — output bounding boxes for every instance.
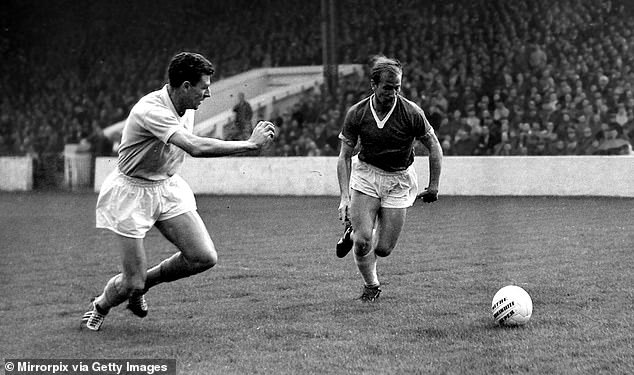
[349,189,382,300]
[372,165,416,257]
[337,158,376,258]
[101,235,148,309]
[373,207,407,258]
[143,210,217,291]
[82,235,147,330]
[142,173,216,290]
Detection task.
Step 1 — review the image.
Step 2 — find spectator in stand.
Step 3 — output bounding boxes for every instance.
[526,121,543,153]
[6,0,634,164]
[493,100,510,122]
[564,127,580,155]
[481,111,495,135]
[597,122,611,143]
[476,96,490,117]
[578,126,600,155]
[615,102,629,127]
[556,112,574,139]
[473,125,494,156]
[523,101,542,127]
[511,129,528,156]
[588,112,605,133]
[453,128,478,156]
[228,92,254,141]
[464,107,481,135]
[549,140,567,156]
[598,75,610,97]
[517,122,532,152]
[540,121,559,148]
[87,120,114,156]
[596,122,633,155]
[528,43,547,73]
[576,114,591,134]
[493,132,513,156]
[438,109,463,142]
[532,140,548,156]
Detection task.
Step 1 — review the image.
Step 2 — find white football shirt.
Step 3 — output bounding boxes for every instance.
[117,85,194,180]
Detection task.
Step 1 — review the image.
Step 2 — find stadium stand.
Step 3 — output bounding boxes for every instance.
[2,0,633,187]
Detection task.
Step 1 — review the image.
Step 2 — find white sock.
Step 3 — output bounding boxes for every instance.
[354,250,379,287]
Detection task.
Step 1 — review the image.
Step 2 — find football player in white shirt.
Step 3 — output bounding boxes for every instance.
[82,52,275,331]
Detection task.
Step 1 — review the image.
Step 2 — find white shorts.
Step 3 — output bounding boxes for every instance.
[96,170,197,238]
[350,158,418,209]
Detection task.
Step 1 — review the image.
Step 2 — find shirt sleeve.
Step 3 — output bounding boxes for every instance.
[339,105,359,146]
[413,105,434,138]
[143,107,182,144]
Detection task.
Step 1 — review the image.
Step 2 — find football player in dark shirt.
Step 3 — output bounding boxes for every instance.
[336,55,443,302]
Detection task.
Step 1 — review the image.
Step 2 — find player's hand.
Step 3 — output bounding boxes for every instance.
[418,187,438,203]
[338,196,350,222]
[249,121,276,147]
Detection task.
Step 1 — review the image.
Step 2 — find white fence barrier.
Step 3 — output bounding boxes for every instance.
[95,156,634,197]
[0,156,33,191]
[64,144,93,190]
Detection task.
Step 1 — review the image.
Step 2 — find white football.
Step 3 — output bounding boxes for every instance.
[491,285,533,326]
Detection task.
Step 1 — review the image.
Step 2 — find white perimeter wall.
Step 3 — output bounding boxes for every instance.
[0,157,33,191]
[94,156,634,197]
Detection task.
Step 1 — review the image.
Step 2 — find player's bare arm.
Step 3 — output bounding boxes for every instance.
[419,130,443,202]
[421,130,442,192]
[336,138,356,221]
[169,121,275,157]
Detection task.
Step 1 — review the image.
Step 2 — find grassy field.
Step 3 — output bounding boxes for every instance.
[0,192,633,374]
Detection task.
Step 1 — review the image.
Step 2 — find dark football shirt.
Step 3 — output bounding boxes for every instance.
[340,95,433,172]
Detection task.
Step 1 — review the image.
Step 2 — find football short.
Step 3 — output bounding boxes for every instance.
[96,169,197,238]
[350,158,418,209]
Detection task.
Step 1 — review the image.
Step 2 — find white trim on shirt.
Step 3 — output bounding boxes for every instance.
[369,94,397,129]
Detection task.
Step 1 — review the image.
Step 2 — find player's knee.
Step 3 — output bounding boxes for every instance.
[353,232,372,256]
[199,251,217,270]
[374,245,394,257]
[187,249,217,270]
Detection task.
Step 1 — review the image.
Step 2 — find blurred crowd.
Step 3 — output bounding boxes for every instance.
[264,0,634,157]
[2,0,633,165]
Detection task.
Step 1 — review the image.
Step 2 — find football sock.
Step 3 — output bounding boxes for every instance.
[95,274,128,312]
[354,250,379,287]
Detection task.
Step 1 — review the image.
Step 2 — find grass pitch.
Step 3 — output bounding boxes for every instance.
[0,192,633,374]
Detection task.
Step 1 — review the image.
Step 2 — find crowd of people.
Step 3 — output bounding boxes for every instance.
[264,0,634,157]
[2,0,633,171]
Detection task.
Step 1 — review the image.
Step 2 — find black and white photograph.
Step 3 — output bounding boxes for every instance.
[1,0,633,374]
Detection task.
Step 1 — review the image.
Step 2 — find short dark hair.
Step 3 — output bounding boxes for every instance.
[369,55,402,85]
[167,52,215,88]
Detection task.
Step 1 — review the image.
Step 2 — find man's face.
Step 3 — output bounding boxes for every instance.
[372,71,401,108]
[187,75,211,110]
[567,128,577,139]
